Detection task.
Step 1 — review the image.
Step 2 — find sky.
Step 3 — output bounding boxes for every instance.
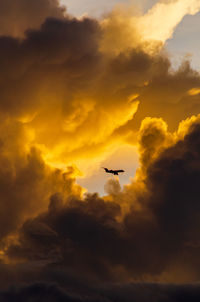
[2,0,200,301]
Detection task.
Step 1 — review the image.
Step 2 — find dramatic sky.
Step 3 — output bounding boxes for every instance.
[63,0,200,69]
[2,0,200,301]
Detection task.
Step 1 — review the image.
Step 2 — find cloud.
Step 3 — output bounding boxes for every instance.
[0,0,200,176]
[0,139,82,242]
[0,14,140,170]
[138,0,200,44]
[126,60,200,133]
[101,0,200,54]
[0,0,66,38]
[4,116,200,284]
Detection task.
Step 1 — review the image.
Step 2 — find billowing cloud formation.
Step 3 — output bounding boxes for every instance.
[4,117,200,284]
[0,0,200,174]
[1,0,200,300]
[127,61,200,133]
[0,131,82,242]
[0,12,140,171]
[101,0,200,54]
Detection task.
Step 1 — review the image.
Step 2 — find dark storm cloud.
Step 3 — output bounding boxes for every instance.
[7,193,123,280]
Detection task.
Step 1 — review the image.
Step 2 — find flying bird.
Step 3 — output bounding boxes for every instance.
[102,167,125,176]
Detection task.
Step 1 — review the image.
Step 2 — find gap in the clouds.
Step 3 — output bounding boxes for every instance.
[77,145,139,196]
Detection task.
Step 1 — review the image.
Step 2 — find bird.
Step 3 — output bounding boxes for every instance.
[102,167,125,176]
